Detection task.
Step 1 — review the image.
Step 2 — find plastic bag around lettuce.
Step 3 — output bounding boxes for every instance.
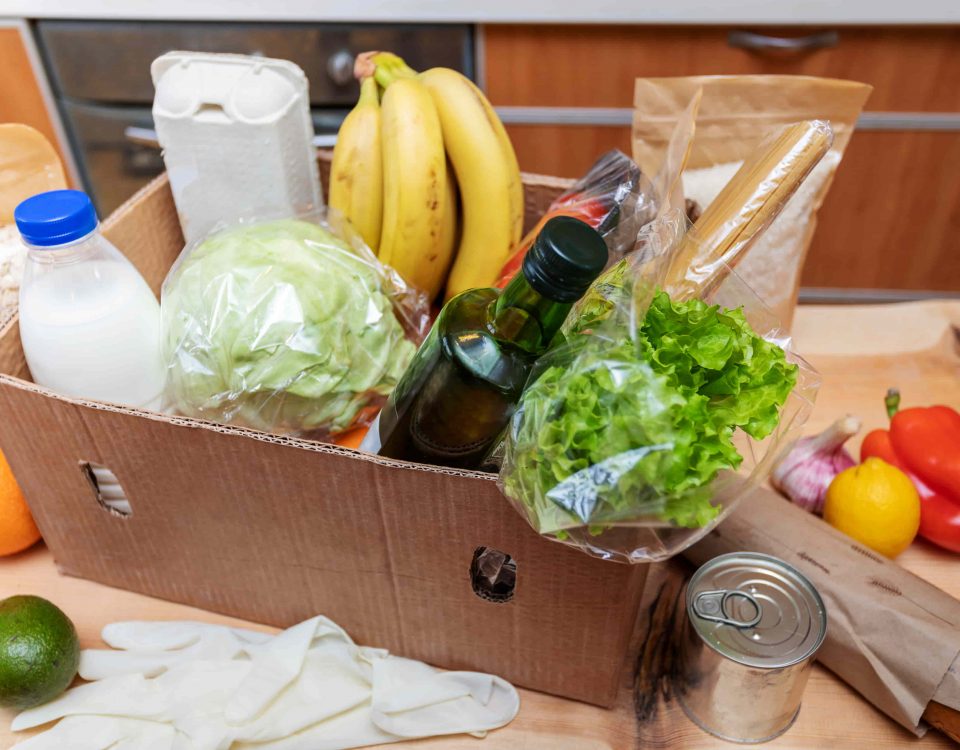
[160,210,430,438]
[498,214,818,563]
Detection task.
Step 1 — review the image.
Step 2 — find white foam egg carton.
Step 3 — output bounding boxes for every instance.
[151,51,323,244]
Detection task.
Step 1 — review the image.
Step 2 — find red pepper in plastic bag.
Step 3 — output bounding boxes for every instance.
[861,389,960,553]
[495,206,595,289]
[495,150,646,289]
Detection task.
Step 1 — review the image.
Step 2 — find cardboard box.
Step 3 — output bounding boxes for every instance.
[0,162,649,707]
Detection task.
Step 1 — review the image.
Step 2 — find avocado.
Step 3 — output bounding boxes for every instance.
[0,595,79,709]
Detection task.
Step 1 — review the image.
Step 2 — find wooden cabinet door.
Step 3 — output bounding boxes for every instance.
[0,23,69,171]
[484,25,960,111]
[483,24,960,293]
[502,124,631,179]
[805,130,960,292]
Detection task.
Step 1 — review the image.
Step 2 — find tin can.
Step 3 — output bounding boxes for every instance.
[677,552,827,744]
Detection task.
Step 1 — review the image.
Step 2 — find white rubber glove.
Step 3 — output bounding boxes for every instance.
[12,715,177,750]
[81,622,267,680]
[12,615,520,750]
[371,657,520,738]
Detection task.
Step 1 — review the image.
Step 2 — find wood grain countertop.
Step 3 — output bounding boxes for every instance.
[1,300,959,749]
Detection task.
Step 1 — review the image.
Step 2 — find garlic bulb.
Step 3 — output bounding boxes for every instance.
[771,415,861,513]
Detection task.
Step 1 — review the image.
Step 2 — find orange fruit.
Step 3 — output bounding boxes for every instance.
[0,450,40,556]
[823,457,920,558]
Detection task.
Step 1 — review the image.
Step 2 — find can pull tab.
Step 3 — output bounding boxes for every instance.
[693,589,762,628]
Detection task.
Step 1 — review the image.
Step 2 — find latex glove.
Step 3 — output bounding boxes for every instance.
[225,616,356,725]
[12,675,167,731]
[12,715,177,750]
[230,642,374,744]
[13,616,520,750]
[234,704,397,750]
[81,622,269,680]
[371,657,520,738]
[100,621,272,651]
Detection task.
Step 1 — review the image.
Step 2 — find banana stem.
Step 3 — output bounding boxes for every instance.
[371,51,418,89]
[356,75,379,106]
[354,51,378,82]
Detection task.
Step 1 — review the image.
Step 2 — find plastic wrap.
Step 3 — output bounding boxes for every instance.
[160,211,430,437]
[494,150,656,288]
[498,212,818,563]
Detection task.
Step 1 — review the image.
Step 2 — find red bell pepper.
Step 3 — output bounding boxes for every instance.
[890,404,960,498]
[861,389,960,553]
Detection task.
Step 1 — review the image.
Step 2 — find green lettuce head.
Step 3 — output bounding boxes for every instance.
[161,218,417,434]
[502,289,799,536]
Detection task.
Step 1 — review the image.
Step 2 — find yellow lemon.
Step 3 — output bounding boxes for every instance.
[823,457,920,558]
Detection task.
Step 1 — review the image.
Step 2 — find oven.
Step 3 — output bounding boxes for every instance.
[35,20,475,215]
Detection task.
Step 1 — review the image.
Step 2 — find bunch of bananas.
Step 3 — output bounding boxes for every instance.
[329,52,523,301]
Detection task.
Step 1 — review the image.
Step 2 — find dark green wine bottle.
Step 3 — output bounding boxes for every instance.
[368,216,608,469]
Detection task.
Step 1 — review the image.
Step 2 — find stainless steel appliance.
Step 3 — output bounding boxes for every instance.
[35,21,474,214]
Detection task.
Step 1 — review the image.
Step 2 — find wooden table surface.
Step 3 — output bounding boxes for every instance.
[2,300,959,750]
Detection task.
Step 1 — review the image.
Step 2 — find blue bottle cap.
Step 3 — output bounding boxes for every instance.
[14,190,98,247]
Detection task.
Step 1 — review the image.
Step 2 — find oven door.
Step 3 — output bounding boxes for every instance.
[62,101,346,216]
[37,20,474,215]
[63,101,162,216]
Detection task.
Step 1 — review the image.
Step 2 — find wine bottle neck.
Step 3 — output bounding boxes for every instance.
[490,273,572,353]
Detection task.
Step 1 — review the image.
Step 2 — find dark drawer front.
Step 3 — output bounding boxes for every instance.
[37,20,474,106]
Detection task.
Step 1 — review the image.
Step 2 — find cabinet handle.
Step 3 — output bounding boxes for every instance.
[728,30,839,54]
[123,126,161,149]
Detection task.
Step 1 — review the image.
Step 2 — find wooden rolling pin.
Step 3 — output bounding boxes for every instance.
[926,701,960,743]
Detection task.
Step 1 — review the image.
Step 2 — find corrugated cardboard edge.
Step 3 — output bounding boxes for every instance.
[0,369,501,480]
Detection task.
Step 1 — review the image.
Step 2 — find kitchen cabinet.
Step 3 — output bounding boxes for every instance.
[501,125,630,178]
[484,25,960,111]
[0,22,69,172]
[805,130,960,291]
[483,24,960,294]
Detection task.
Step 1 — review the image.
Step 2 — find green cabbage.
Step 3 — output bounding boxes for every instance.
[161,219,416,434]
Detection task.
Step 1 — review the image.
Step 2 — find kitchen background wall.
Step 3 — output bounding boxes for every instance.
[0,13,957,300]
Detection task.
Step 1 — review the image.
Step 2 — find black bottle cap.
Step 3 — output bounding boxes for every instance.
[522,216,608,302]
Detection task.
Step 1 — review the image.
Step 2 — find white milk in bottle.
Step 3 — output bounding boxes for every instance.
[15,190,164,409]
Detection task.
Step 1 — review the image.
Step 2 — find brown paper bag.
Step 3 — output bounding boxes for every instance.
[684,485,960,737]
[633,76,872,330]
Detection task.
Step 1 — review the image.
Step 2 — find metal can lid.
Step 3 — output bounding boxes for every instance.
[686,552,827,669]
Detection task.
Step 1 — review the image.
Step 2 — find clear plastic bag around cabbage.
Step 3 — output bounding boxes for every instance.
[160,209,430,438]
[498,213,819,563]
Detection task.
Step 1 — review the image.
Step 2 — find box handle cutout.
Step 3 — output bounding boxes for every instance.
[470,547,516,603]
[80,462,133,517]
